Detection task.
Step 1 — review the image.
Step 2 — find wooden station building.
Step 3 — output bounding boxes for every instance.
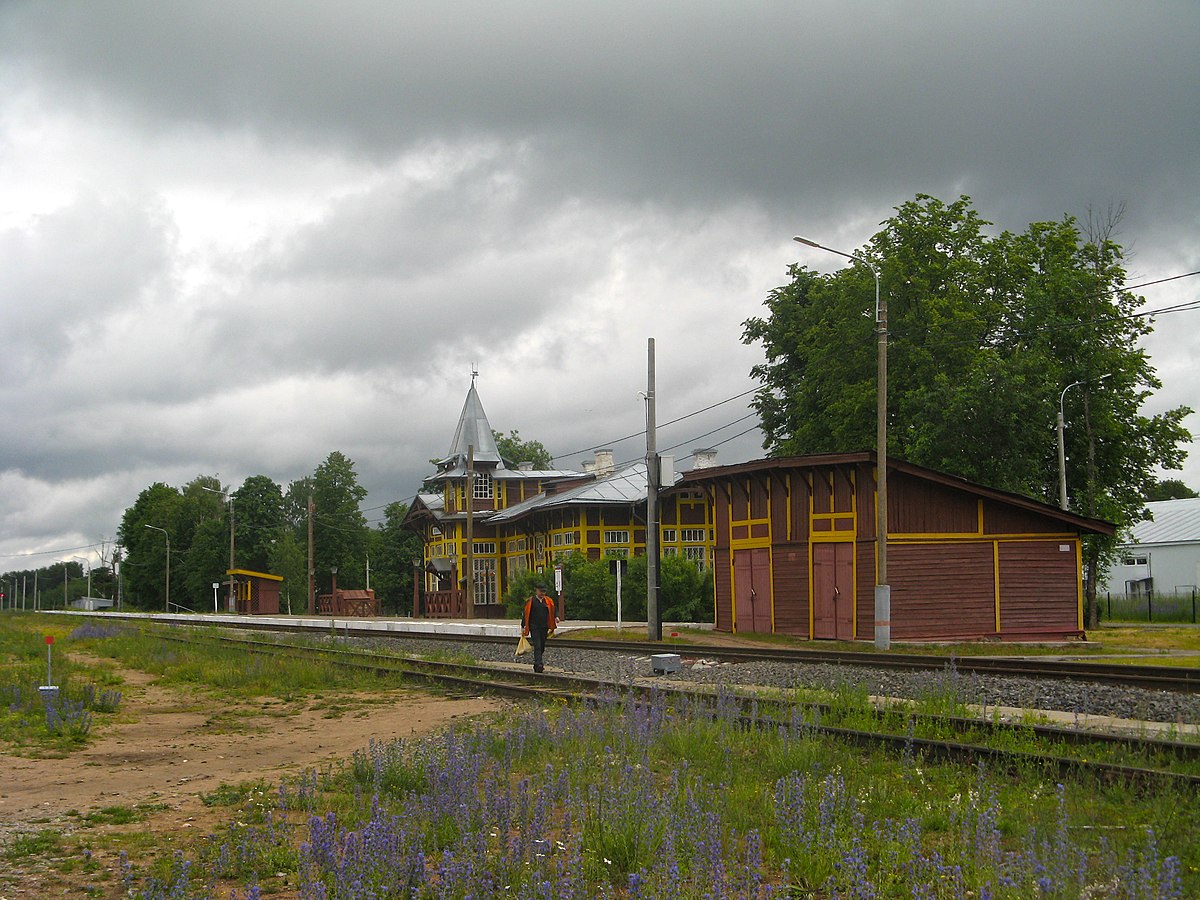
[403,382,714,618]
[678,452,1114,641]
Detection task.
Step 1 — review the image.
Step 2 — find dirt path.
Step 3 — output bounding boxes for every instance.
[0,660,502,898]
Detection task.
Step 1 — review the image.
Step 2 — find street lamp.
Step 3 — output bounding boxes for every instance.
[201,484,235,611]
[144,524,170,611]
[794,235,890,650]
[1057,374,1113,510]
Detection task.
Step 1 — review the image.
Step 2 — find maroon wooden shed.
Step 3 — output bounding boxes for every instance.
[678,452,1114,642]
[228,569,284,615]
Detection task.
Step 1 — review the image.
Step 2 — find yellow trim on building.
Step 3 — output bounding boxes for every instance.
[889,531,1080,542]
[226,568,283,581]
[992,541,1001,632]
[1076,540,1085,630]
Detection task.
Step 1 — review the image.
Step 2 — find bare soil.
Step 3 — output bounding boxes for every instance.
[0,661,502,898]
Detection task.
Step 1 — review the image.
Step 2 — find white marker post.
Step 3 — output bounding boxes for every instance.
[39,635,59,705]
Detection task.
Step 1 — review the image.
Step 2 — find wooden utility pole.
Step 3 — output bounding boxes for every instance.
[227,497,236,612]
[464,444,475,618]
[307,493,315,615]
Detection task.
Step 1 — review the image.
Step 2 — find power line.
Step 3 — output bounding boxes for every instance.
[0,541,107,563]
[548,387,757,463]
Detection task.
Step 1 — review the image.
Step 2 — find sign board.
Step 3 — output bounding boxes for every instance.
[554,564,563,593]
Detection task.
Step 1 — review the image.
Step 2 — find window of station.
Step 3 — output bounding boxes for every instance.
[473,472,494,500]
[472,558,497,604]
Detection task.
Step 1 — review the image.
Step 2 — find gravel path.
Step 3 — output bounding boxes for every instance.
[365,636,1200,727]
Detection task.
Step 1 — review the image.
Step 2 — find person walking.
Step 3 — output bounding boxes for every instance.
[522,582,557,673]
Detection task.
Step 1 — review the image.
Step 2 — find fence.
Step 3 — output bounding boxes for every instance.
[1101,588,1199,623]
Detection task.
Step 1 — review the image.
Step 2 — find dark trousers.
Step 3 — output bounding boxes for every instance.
[529,627,548,671]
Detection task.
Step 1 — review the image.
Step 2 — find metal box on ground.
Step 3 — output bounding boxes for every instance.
[651,653,681,674]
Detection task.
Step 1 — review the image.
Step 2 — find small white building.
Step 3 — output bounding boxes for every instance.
[69,596,114,611]
[1101,498,1200,597]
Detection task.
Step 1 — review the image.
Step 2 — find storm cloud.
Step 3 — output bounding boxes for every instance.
[1,1,1196,568]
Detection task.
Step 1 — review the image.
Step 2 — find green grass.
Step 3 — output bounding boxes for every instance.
[0,615,127,753]
[1091,624,1200,653]
[3,828,62,859]
[76,803,169,826]
[9,612,1198,896]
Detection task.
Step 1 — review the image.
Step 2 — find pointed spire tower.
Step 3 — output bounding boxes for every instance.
[439,375,503,472]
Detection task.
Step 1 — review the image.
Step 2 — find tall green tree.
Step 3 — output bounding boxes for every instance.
[744,194,1192,628]
[311,451,368,592]
[371,501,423,615]
[494,430,554,469]
[116,482,183,610]
[267,530,308,614]
[282,476,315,532]
[177,475,227,608]
[1145,479,1198,501]
[232,475,285,572]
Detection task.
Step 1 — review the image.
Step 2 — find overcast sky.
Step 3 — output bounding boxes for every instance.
[2,1,1197,576]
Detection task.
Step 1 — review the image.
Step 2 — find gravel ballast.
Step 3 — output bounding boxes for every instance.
[365,636,1200,727]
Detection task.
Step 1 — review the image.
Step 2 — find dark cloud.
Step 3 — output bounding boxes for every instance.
[0,1,1196,568]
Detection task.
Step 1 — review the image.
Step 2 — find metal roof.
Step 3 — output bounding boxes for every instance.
[680,450,1115,536]
[440,383,502,466]
[1125,498,1200,546]
[491,462,654,522]
[428,464,579,481]
[416,492,443,512]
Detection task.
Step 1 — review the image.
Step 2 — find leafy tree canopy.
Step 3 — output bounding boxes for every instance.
[311,451,368,591]
[371,501,423,615]
[744,194,1192,627]
[494,429,554,470]
[1144,478,1198,501]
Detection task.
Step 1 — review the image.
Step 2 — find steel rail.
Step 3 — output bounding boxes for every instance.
[221,617,1198,694]
[156,629,1200,791]
[55,609,1200,692]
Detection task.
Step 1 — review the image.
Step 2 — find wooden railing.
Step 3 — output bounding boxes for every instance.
[423,589,469,618]
[316,590,381,617]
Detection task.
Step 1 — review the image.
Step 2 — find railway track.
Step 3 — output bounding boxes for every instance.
[195,614,1200,694]
[157,628,1200,793]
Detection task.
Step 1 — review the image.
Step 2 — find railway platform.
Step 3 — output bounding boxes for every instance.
[48,609,700,640]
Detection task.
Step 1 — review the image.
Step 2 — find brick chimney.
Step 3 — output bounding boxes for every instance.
[594,448,615,475]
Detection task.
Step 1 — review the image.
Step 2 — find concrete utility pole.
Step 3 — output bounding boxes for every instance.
[645,338,661,641]
[202,485,236,611]
[794,236,889,649]
[143,526,169,611]
[227,498,235,610]
[1057,374,1112,511]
